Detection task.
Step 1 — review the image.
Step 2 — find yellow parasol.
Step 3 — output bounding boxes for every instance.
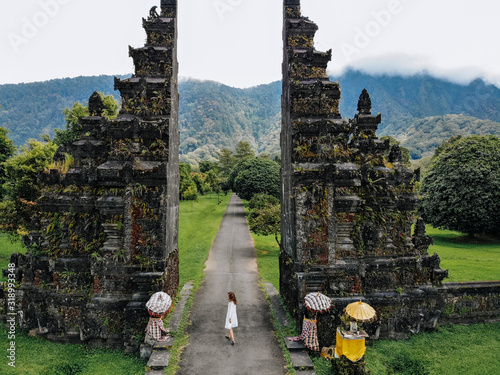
[345,301,376,321]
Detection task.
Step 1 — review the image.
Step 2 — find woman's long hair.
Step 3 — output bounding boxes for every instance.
[228,291,237,305]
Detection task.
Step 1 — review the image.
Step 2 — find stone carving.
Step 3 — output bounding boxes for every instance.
[388,143,403,163]
[149,6,159,20]
[357,88,372,114]
[88,91,104,117]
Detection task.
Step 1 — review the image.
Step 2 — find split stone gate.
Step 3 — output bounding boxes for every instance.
[4,0,500,352]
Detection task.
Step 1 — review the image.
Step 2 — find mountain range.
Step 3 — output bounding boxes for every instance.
[1,70,499,162]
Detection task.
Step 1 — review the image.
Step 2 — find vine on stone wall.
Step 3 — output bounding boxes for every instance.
[299,182,330,264]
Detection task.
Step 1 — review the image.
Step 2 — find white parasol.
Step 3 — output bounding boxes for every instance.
[304,292,331,313]
[146,292,172,316]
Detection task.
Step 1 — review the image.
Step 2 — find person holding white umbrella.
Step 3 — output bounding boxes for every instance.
[145,292,172,345]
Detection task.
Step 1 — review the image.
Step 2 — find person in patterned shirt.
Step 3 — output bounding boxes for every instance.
[145,292,172,345]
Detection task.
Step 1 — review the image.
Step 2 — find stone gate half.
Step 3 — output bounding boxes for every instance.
[11,0,179,352]
[280,0,500,344]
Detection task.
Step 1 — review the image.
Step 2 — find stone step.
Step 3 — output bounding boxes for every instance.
[285,337,307,351]
[296,371,317,375]
[264,282,289,326]
[144,282,194,375]
[289,350,315,371]
[153,336,175,350]
[147,350,171,370]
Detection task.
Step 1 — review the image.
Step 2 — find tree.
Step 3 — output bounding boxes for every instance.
[419,135,500,237]
[199,160,218,174]
[205,170,221,194]
[231,157,280,201]
[248,194,281,248]
[0,127,16,200]
[1,139,57,234]
[192,173,210,195]
[432,135,463,159]
[234,141,255,161]
[54,93,119,146]
[179,163,197,200]
[215,148,234,178]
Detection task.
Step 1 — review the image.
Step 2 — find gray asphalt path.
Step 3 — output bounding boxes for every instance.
[178,194,287,375]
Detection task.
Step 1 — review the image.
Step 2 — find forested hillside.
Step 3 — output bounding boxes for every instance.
[179,80,281,158]
[0,76,122,146]
[1,70,499,161]
[391,114,500,158]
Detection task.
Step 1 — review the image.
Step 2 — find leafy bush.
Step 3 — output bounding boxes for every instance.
[419,135,500,237]
[248,193,280,210]
[247,193,281,248]
[230,157,280,201]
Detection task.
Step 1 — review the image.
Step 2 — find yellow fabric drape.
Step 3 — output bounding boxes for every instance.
[334,328,365,362]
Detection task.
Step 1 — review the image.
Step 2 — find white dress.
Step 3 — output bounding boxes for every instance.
[225,301,238,329]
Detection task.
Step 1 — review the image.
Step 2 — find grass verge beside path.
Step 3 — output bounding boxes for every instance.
[426,226,500,282]
[178,193,231,288]
[242,199,281,291]
[252,234,281,291]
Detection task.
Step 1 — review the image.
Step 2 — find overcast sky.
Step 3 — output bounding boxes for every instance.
[0,0,499,88]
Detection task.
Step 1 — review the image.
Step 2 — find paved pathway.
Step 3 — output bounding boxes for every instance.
[178,195,287,375]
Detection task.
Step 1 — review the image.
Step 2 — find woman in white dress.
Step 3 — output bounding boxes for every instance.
[225,291,238,345]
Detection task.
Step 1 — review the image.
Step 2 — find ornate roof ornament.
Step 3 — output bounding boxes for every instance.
[149,6,159,21]
[88,91,104,117]
[389,143,403,163]
[357,88,372,114]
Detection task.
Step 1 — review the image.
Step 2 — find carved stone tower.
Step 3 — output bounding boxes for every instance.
[15,0,179,352]
[280,0,444,341]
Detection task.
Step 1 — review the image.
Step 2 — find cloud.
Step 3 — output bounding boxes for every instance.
[328,53,500,88]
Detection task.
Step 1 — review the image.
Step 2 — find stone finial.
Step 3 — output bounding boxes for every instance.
[88,91,104,117]
[357,88,372,114]
[389,143,403,163]
[414,217,426,237]
[149,6,159,20]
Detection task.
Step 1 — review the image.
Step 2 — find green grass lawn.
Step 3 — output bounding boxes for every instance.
[425,226,500,282]
[0,325,146,375]
[0,234,24,282]
[365,323,500,375]
[0,193,231,375]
